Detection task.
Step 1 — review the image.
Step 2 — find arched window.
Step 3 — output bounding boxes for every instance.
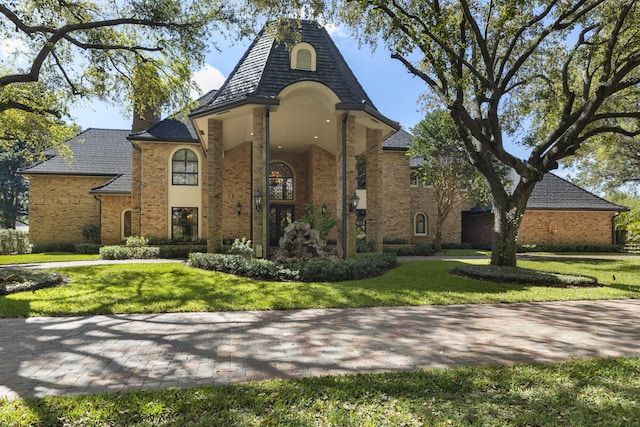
[172,148,198,185]
[269,162,294,200]
[415,213,428,236]
[121,209,132,240]
[290,42,317,71]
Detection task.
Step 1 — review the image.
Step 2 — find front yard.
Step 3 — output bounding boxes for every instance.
[0,257,639,318]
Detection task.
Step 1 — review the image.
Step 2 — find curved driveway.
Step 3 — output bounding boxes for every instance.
[2,299,640,400]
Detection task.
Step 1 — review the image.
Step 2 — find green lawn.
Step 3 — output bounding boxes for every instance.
[0,252,100,265]
[2,357,639,426]
[1,258,639,318]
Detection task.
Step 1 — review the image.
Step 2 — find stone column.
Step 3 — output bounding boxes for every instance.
[131,145,142,237]
[207,119,223,253]
[366,128,384,253]
[336,114,357,258]
[252,108,268,257]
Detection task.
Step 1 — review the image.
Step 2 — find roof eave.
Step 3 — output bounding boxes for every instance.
[335,102,400,132]
[189,97,281,120]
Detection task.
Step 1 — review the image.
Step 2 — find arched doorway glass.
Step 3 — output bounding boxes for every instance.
[269,162,294,246]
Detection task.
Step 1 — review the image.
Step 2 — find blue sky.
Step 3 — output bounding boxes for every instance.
[69,27,430,136]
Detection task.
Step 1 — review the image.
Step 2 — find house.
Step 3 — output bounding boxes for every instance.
[21,20,626,256]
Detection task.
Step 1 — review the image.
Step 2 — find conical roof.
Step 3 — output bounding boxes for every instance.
[192,20,380,117]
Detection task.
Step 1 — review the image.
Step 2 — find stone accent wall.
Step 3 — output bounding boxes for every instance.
[381,151,411,242]
[27,175,108,244]
[222,141,251,240]
[100,195,131,244]
[410,187,462,245]
[519,210,616,245]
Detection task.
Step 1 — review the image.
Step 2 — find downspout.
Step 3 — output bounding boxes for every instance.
[265,105,271,259]
[341,110,349,259]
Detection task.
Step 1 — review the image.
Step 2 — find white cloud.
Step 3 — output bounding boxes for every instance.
[191,64,226,99]
[323,23,348,38]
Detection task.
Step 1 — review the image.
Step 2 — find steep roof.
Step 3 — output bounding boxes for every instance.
[192,20,378,117]
[129,90,217,142]
[526,173,626,211]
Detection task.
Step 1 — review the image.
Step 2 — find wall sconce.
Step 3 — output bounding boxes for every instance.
[236,202,242,216]
[254,189,263,212]
[321,203,328,214]
[349,192,360,212]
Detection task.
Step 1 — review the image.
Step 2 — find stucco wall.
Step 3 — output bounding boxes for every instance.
[27,175,108,244]
[519,210,616,245]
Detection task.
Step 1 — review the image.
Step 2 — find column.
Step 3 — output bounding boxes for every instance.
[366,128,384,253]
[336,114,357,258]
[207,119,223,253]
[252,108,268,257]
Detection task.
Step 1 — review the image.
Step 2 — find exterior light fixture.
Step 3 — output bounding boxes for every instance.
[254,190,263,212]
[321,202,328,214]
[236,201,242,216]
[349,192,360,212]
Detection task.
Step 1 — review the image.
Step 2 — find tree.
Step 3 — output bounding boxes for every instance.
[0,0,244,154]
[564,134,640,194]
[0,139,32,229]
[408,110,486,251]
[254,1,640,266]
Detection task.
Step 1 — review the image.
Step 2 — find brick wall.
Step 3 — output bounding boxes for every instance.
[381,151,411,242]
[222,141,251,240]
[100,194,131,244]
[27,175,108,244]
[410,186,462,244]
[519,210,616,245]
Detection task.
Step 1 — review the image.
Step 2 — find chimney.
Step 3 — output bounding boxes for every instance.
[132,104,161,133]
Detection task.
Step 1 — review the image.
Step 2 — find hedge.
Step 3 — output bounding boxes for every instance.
[0,229,29,254]
[517,243,625,253]
[99,246,160,260]
[188,252,399,282]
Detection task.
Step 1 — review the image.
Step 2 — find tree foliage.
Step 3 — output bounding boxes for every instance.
[253,0,640,266]
[408,110,485,250]
[0,0,244,153]
[0,139,32,229]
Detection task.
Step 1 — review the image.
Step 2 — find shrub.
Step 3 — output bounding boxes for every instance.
[451,264,599,287]
[0,268,63,295]
[158,245,207,259]
[517,243,625,253]
[356,238,373,253]
[383,238,408,244]
[228,237,253,258]
[0,229,29,254]
[187,253,299,281]
[31,242,78,253]
[125,235,149,247]
[188,252,398,282]
[299,204,337,240]
[81,224,100,242]
[383,243,435,256]
[148,236,208,246]
[100,245,160,260]
[74,243,101,254]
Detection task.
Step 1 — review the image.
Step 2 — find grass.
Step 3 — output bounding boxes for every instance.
[2,356,639,426]
[1,258,639,318]
[0,252,100,265]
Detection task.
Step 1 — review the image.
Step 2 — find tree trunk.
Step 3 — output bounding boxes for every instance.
[434,228,443,251]
[490,184,534,267]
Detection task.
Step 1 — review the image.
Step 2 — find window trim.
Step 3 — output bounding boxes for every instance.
[414,212,428,236]
[290,42,317,71]
[171,148,199,186]
[171,207,199,240]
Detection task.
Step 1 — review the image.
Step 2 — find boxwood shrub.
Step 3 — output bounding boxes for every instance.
[188,252,398,282]
[99,245,160,260]
[517,243,625,253]
[0,230,29,254]
[383,243,435,256]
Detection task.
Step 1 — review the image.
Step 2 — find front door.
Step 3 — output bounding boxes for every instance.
[270,205,294,246]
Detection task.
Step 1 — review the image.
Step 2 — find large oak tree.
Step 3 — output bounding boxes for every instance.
[256,0,640,266]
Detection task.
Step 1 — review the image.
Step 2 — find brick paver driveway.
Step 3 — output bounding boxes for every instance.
[2,299,640,399]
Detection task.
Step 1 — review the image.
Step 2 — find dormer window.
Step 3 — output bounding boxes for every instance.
[291,42,316,71]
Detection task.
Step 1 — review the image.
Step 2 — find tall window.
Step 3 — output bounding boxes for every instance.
[269,162,294,200]
[415,213,428,236]
[121,209,132,240]
[172,207,198,239]
[172,149,198,185]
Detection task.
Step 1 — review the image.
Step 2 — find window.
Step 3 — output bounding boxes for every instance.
[172,207,198,239]
[290,42,317,71]
[172,149,198,185]
[269,162,294,200]
[121,209,132,240]
[410,171,419,187]
[415,213,428,236]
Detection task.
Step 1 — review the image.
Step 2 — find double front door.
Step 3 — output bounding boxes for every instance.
[270,205,294,247]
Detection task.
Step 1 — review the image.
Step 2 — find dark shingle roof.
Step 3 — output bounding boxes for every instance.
[192,20,377,116]
[383,129,412,150]
[129,90,217,142]
[526,173,626,211]
[22,128,131,177]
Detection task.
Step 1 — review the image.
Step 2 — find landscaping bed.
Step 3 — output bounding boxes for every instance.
[0,268,65,295]
[451,264,600,287]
